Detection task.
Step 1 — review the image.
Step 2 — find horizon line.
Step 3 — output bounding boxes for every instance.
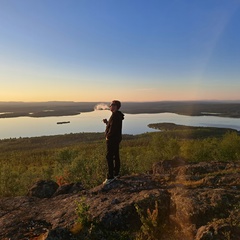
[1,99,240,103]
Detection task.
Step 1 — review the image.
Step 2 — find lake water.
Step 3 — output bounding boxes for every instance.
[1,110,240,139]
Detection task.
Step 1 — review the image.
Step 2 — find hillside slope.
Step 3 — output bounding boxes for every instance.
[1,161,240,240]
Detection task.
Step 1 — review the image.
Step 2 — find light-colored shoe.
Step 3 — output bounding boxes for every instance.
[103,178,115,185]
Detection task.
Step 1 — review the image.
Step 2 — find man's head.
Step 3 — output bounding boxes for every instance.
[110,100,121,112]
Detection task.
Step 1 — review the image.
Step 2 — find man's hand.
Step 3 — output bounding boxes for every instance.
[103,119,108,124]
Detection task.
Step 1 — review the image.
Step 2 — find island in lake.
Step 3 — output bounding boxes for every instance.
[57,121,70,125]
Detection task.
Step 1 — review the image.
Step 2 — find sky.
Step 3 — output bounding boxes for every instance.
[0,0,240,102]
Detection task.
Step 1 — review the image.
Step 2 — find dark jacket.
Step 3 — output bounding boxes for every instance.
[105,111,124,141]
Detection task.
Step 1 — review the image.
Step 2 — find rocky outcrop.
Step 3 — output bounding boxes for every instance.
[154,161,240,239]
[0,161,240,240]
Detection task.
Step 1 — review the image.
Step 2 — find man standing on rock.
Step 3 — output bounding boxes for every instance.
[102,100,124,185]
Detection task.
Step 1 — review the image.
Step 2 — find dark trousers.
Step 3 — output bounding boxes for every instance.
[106,140,121,179]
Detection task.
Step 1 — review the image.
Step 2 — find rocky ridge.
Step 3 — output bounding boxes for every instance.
[0,160,240,240]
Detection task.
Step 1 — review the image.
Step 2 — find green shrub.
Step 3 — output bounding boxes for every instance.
[151,134,180,161]
[218,132,240,161]
[180,138,216,162]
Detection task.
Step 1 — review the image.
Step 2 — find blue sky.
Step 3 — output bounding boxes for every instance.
[0,0,240,102]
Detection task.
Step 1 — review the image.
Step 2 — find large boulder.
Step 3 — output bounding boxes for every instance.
[28,180,59,198]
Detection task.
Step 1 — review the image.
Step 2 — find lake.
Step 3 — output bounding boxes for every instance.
[1,110,240,139]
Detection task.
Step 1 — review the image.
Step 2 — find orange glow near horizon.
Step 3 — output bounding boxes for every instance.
[1,88,240,102]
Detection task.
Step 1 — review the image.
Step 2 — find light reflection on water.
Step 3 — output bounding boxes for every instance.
[0,111,240,139]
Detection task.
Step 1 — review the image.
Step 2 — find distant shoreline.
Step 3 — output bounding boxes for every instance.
[0,101,240,118]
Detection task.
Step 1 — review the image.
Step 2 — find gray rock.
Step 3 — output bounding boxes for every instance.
[53,183,74,196]
[53,182,84,196]
[28,180,59,198]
